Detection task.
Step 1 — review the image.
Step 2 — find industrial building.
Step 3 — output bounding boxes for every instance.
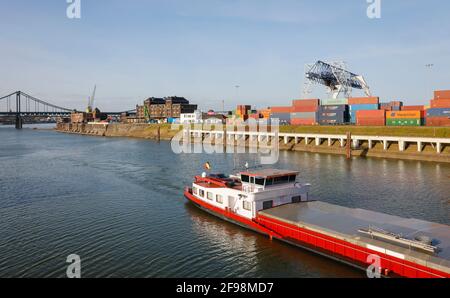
[132,96,198,123]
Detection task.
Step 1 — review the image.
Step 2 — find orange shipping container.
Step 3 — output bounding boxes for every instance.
[291,118,316,126]
[356,110,385,118]
[259,109,271,119]
[434,90,450,100]
[291,106,318,112]
[401,105,425,111]
[386,111,423,119]
[348,97,379,105]
[426,117,450,127]
[292,99,320,107]
[270,106,292,113]
[430,99,450,108]
[356,110,385,126]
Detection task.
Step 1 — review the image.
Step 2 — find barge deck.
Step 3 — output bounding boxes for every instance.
[257,201,450,278]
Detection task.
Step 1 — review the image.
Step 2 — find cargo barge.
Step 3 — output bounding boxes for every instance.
[184,169,450,278]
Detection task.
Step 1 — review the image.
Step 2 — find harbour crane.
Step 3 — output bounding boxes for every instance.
[303,60,371,99]
[86,85,97,113]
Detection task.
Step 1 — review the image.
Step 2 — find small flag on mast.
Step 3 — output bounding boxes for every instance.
[204,162,212,170]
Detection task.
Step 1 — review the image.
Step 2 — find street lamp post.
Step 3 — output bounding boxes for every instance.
[425,64,434,99]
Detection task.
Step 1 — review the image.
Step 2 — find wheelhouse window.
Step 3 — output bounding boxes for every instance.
[207,192,213,200]
[192,187,198,195]
[241,175,250,183]
[199,189,205,197]
[216,194,223,204]
[273,176,289,184]
[262,200,273,210]
[255,177,265,186]
[243,201,252,211]
[292,196,302,203]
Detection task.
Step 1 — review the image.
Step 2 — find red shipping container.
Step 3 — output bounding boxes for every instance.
[356,110,385,118]
[356,110,385,126]
[390,101,403,106]
[291,106,318,112]
[292,99,320,107]
[402,105,425,111]
[270,106,292,113]
[434,90,450,100]
[426,117,450,127]
[348,97,379,105]
[291,118,316,126]
[430,99,450,108]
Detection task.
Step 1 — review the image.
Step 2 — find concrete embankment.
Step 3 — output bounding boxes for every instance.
[56,123,179,140]
[56,123,450,163]
[279,139,450,163]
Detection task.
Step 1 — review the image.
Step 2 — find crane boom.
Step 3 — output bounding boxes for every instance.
[86,85,97,113]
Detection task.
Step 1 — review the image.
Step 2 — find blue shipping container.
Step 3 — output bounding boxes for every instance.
[319,105,348,112]
[317,110,348,124]
[349,104,379,123]
[291,112,317,119]
[349,104,379,111]
[426,108,450,117]
[270,113,291,122]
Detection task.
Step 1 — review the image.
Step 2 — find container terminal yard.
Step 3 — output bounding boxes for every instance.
[49,67,450,163]
[62,62,450,129]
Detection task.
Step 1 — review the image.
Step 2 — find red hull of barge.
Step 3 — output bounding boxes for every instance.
[184,190,450,278]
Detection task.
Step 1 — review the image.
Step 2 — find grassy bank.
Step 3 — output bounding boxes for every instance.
[186,123,449,138]
[279,125,450,138]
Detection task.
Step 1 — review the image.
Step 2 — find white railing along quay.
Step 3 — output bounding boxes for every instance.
[186,129,450,154]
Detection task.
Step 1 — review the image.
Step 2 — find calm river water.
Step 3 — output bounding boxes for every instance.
[0,125,449,277]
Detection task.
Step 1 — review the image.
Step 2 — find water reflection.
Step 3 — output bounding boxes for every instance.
[185,203,362,278]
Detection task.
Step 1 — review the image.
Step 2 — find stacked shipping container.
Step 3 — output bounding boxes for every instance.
[426,90,450,126]
[380,101,403,111]
[348,97,379,123]
[270,106,292,124]
[256,89,450,127]
[356,110,386,126]
[317,105,349,125]
[386,111,424,126]
[401,105,425,111]
[320,98,348,106]
[291,99,320,125]
[258,109,271,119]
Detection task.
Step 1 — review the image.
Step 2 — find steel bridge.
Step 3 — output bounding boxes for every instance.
[0,91,134,129]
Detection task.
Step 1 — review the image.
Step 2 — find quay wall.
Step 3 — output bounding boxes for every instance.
[56,123,450,163]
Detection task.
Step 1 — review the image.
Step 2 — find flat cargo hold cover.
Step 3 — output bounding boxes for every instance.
[259,201,450,273]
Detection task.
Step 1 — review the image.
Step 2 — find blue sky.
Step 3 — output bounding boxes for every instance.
[0,0,449,111]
